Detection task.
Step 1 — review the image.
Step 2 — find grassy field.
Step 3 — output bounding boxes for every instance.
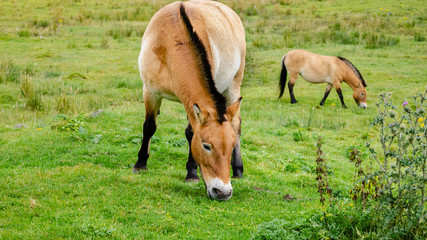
[0,0,426,239]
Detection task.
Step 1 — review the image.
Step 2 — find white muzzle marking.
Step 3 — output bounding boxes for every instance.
[359,102,367,109]
[206,178,233,201]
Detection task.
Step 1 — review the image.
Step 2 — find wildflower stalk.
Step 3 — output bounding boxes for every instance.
[315,136,332,227]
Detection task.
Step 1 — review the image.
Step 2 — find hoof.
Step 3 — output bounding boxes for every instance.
[291,101,297,104]
[185,178,200,182]
[132,166,147,173]
[232,169,243,178]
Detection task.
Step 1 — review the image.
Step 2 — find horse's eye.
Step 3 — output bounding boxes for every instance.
[361,93,364,96]
[202,143,211,151]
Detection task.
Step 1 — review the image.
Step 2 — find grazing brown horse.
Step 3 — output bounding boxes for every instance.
[278,49,367,109]
[133,1,246,201]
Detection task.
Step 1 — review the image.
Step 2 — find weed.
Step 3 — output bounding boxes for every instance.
[292,129,305,142]
[414,30,426,42]
[20,74,43,111]
[17,30,31,38]
[0,58,20,83]
[44,71,61,78]
[364,32,400,48]
[55,94,75,114]
[60,113,87,132]
[100,38,110,49]
[33,19,50,28]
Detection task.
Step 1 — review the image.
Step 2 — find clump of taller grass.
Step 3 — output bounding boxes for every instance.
[100,38,110,49]
[414,29,426,42]
[0,58,34,84]
[363,32,400,49]
[55,94,75,114]
[32,19,50,28]
[20,74,44,111]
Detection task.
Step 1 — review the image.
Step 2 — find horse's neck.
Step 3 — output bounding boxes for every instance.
[343,67,362,90]
[173,72,217,125]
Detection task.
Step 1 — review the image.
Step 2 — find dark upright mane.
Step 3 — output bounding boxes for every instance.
[179,3,227,122]
[337,56,367,87]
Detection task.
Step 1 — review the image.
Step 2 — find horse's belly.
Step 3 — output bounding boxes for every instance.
[300,67,332,84]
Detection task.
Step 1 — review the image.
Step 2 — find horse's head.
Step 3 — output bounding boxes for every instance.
[191,98,241,201]
[353,83,367,109]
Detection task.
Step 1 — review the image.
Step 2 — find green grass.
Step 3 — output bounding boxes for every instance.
[0,0,426,239]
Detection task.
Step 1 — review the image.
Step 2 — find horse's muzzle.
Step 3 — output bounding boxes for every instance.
[206,178,233,201]
[359,103,367,109]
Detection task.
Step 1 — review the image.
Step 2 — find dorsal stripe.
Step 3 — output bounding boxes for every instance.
[337,56,367,87]
[179,3,227,122]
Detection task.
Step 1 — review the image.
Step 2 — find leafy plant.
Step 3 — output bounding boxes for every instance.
[292,129,306,142]
[363,90,427,238]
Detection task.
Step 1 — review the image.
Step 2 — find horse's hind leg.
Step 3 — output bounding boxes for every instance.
[185,123,200,181]
[133,89,162,172]
[319,84,333,106]
[288,72,298,104]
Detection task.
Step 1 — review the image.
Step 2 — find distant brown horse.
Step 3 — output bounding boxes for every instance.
[279,49,367,108]
[133,1,246,201]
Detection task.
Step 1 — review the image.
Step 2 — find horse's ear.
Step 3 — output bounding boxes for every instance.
[193,103,209,125]
[226,97,242,122]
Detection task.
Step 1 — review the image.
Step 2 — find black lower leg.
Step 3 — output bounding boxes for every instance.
[288,82,297,104]
[134,115,156,171]
[336,88,347,109]
[320,89,332,106]
[232,141,243,178]
[232,117,243,178]
[185,124,199,181]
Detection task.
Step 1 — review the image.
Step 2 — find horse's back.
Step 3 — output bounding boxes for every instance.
[185,0,246,93]
[285,49,338,84]
[139,1,245,100]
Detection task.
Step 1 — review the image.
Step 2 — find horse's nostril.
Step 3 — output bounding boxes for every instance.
[212,188,219,195]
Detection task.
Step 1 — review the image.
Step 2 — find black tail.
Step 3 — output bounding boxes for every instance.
[278,55,287,98]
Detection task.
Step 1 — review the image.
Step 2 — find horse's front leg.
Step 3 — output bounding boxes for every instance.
[232,116,243,178]
[336,88,348,109]
[319,84,333,106]
[185,123,200,181]
[133,91,162,172]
